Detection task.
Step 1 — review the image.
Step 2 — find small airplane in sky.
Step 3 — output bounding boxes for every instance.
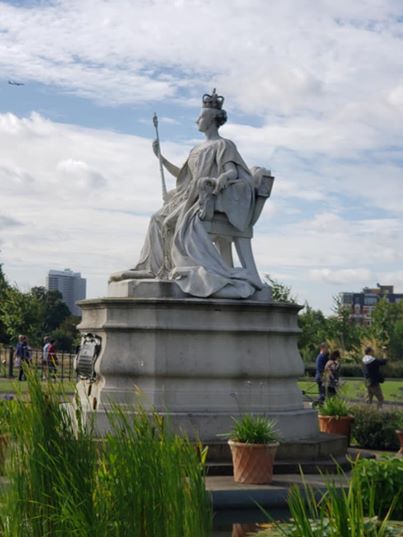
[8,80,24,86]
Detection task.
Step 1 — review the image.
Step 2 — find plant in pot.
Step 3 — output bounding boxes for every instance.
[225,414,280,484]
[318,396,354,441]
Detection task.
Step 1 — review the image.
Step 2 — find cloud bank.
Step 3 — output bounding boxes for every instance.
[0,0,402,312]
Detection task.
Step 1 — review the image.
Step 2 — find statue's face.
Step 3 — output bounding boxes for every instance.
[196,108,216,132]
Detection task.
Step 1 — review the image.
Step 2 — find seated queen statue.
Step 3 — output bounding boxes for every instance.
[110,90,274,299]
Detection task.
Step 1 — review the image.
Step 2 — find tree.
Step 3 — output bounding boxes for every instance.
[31,286,70,334]
[263,274,296,303]
[50,315,80,352]
[0,264,10,344]
[369,298,403,360]
[298,304,329,362]
[389,319,403,360]
[0,266,78,349]
[324,295,365,354]
[0,287,43,345]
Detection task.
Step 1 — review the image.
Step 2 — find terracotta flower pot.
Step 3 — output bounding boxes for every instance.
[228,440,279,484]
[318,415,354,443]
[395,429,403,456]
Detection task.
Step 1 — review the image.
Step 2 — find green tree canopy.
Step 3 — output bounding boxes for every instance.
[31,286,70,334]
[298,304,329,362]
[0,263,10,344]
[369,298,403,359]
[0,286,43,345]
[0,266,76,348]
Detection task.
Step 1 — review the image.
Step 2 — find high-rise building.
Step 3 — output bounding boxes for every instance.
[46,269,86,316]
[341,284,403,325]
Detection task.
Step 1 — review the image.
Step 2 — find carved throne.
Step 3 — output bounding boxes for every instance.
[198,167,274,287]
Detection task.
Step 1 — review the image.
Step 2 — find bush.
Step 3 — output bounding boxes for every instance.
[353,457,403,520]
[304,361,403,378]
[304,362,366,378]
[351,404,403,450]
[340,363,367,378]
[383,362,403,378]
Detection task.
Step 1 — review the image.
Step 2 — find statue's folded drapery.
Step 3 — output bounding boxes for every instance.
[134,138,261,298]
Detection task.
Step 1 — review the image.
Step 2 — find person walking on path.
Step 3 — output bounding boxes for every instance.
[362,346,387,408]
[42,336,50,380]
[47,339,58,381]
[15,334,31,381]
[323,350,341,397]
[315,342,329,404]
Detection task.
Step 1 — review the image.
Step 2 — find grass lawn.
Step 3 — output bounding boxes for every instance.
[0,378,75,395]
[1,376,402,404]
[298,378,403,403]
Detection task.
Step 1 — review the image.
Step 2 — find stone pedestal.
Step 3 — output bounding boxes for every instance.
[76,280,318,442]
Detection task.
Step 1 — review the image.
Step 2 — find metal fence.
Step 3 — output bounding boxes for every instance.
[0,346,76,381]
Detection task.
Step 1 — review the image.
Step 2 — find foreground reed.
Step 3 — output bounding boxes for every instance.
[259,467,400,537]
[0,372,211,536]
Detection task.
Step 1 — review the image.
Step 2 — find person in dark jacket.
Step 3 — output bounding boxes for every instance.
[15,334,31,381]
[315,342,329,404]
[362,346,387,408]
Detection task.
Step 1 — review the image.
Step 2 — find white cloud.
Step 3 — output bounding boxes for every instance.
[57,159,107,189]
[0,113,169,295]
[309,268,373,285]
[0,0,402,313]
[0,111,402,314]
[1,0,403,120]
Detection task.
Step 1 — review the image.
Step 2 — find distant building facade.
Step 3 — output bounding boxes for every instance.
[341,284,403,325]
[46,269,86,316]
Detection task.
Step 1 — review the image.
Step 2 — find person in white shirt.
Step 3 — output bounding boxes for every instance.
[42,336,50,380]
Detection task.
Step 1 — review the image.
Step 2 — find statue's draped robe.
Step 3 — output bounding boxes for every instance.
[134,138,261,298]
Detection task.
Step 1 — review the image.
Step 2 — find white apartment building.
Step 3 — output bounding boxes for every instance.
[46,269,86,316]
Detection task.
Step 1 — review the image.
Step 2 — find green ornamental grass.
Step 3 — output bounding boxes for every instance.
[228,414,280,444]
[319,396,350,417]
[0,370,212,537]
[259,466,401,536]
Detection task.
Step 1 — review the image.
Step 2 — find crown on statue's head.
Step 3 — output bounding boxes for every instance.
[202,89,224,110]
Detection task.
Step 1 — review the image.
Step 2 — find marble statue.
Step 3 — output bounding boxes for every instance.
[110,90,274,299]
[78,92,322,447]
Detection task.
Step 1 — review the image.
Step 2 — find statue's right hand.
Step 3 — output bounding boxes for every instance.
[152,139,160,157]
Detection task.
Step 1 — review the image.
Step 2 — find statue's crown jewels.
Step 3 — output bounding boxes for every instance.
[202,88,224,110]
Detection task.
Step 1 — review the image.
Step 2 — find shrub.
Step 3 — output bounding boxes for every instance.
[304,361,403,378]
[304,362,364,378]
[339,363,367,378]
[351,404,403,450]
[382,362,403,378]
[353,456,403,520]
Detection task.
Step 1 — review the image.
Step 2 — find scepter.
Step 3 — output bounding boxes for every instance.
[152,113,168,202]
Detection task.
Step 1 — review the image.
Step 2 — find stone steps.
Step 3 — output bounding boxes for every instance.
[204,433,376,476]
[206,455,351,476]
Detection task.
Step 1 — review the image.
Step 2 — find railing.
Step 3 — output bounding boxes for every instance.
[0,346,76,382]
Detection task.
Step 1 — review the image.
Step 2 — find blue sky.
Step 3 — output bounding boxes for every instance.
[0,0,403,313]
